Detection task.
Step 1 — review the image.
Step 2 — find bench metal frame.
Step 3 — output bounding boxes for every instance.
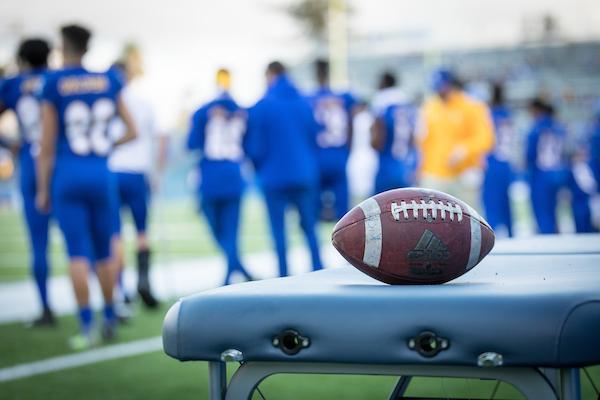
[206,360,582,400]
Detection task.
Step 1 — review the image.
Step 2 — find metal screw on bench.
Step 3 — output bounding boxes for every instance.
[478,352,503,367]
[221,349,244,362]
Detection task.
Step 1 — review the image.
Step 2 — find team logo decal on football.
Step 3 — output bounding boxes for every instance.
[407,230,449,276]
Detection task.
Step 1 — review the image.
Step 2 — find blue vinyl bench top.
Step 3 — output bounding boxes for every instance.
[163,234,600,368]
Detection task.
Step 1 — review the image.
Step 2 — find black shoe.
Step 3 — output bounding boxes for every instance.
[101,322,118,342]
[137,285,159,309]
[137,249,159,309]
[28,308,56,328]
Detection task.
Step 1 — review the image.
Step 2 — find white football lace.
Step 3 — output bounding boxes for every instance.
[390,200,463,222]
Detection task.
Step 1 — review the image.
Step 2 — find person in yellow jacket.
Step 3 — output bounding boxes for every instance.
[417,69,495,211]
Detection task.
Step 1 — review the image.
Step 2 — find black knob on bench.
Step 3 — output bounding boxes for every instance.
[272,329,310,355]
[408,331,449,358]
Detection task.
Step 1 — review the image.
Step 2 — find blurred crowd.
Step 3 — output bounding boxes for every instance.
[0,24,599,348]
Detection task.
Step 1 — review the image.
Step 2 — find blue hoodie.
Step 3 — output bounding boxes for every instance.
[245,75,319,190]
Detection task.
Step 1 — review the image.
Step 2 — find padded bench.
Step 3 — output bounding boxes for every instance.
[163,234,600,399]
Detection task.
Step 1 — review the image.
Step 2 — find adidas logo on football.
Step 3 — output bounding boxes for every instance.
[407,230,450,262]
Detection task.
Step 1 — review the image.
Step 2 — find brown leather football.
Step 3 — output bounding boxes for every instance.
[332,188,495,284]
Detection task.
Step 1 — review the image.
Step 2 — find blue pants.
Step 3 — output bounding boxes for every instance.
[201,195,251,285]
[52,162,114,262]
[529,171,566,234]
[568,170,596,233]
[113,172,149,235]
[264,186,322,277]
[318,169,349,220]
[20,159,51,310]
[482,158,513,237]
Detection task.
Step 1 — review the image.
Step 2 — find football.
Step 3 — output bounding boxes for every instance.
[332,188,495,284]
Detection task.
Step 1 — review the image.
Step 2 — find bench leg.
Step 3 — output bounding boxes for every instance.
[560,368,581,400]
[388,376,412,399]
[209,361,227,400]
[223,362,557,400]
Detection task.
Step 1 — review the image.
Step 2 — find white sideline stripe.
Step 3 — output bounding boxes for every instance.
[0,336,162,383]
[0,245,346,324]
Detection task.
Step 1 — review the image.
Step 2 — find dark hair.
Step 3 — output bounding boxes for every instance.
[379,71,397,89]
[529,97,555,117]
[315,58,329,82]
[491,83,505,106]
[17,38,50,68]
[61,24,91,55]
[267,61,286,76]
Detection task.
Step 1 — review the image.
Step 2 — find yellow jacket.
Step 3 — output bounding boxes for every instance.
[417,91,495,178]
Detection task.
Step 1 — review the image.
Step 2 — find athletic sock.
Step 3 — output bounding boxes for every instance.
[78,306,93,334]
[137,249,151,287]
[103,303,116,325]
[136,249,159,308]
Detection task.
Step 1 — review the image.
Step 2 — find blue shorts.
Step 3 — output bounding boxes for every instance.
[112,172,150,235]
[52,160,115,262]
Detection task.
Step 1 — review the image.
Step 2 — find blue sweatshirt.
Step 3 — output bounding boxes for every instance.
[245,75,319,190]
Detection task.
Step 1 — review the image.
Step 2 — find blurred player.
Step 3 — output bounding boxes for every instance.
[567,145,597,233]
[371,71,408,116]
[308,59,355,220]
[37,24,137,348]
[0,38,55,326]
[370,98,418,194]
[245,61,322,277]
[591,100,600,187]
[109,55,165,309]
[589,101,600,230]
[482,83,515,237]
[187,68,253,285]
[417,68,495,211]
[525,98,568,234]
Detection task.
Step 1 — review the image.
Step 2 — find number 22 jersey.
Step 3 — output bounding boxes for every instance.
[41,66,123,165]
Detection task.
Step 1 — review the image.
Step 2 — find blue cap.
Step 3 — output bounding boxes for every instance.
[431,68,454,93]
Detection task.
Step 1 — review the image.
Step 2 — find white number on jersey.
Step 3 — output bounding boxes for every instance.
[204,109,245,161]
[16,95,42,156]
[64,98,115,156]
[536,131,563,171]
[391,107,414,159]
[315,98,348,148]
[494,119,514,162]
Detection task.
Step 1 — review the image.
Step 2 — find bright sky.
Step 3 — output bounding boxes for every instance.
[1,0,599,129]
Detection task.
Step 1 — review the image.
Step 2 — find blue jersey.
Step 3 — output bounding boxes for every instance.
[526,115,568,174]
[245,75,319,190]
[308,87,355,175]
[490,106,515,163]
[41,66,123,165]
[187,93,246,199]
[0,70,46,165]
[375,103,418,191]
[590,115,600,185]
